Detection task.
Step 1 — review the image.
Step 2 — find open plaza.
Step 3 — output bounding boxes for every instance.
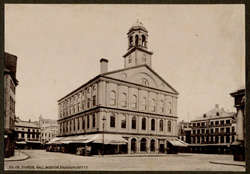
[4,149,245,171]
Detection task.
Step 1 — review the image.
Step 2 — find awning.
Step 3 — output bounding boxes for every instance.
[46,137,63,144]
[16,141,26,145]
[88,134,128,145]
[231,141,243,146]
[168,139,189,147]
[26,141,41,144]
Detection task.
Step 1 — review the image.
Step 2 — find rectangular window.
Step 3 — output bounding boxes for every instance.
[92,114,96,128]
[232,126,235,132]
[110,116,115,128]
[210,121,214,125]
[226,127,230,133]
[93,95,96,106]
[82,117,85,129]
[193,130,196,134]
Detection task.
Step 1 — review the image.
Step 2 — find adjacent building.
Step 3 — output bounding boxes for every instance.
[15,117,41,149]
[4,52,18,158]
[38,115,58,144]
[188,104,236,154]
[230,87,245,161]
[178,120,191,144]
[56,20,181,155]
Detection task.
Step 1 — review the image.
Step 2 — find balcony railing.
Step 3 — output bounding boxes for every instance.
[231,132,236,135]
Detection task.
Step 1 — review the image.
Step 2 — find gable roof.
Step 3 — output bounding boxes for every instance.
[102,64,179,95]
[15,118,40,128]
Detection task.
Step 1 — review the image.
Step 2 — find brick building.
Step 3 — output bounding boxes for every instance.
[15,117,41,149]
[4,52,18,158]
[188,104,236,154]
[55,20,184,155]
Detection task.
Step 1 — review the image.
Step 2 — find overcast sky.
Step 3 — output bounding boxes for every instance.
[5,4,245,122]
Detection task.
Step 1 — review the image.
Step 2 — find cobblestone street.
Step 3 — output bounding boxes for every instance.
[4,150,245,171]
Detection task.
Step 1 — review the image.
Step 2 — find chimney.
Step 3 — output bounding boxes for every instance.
[100,58,108,74]
[215,104,219,108]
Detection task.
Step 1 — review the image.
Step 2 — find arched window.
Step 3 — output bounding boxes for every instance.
[142,97,147,110]
[140,138,147,151]
[131,95,137,109]
[87,98,91,108]
[78,94,81,112]
[160,100,164,113]
[135,35,139,45]
[110,114,115,128]
[168,120,171,132]
[67,99,70,115]
[151,119,155,131]
[110,91,116,105]
[159,120,163,132]
[87,115,90,129]
[131,138,136,152]
[121,93,127,107]
[129,36,133,45]
[92,114,96,128]
[82,92,85,110]
[150,139,155,151]
[132,116,136,129]
[70,98,73,115]
[142,117,146,130]
[142,35,146,46]
[74,96,77,113]
[167,102,172,114]
[121,115,126,128]
[151,99,156,112]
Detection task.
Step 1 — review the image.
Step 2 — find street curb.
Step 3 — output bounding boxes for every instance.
[4,151,30,162]
[209,161,245,167]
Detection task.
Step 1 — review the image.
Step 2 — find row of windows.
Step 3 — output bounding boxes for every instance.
[19,133,40,139]
[110,91,172,113]
[41,133,56,138]
[60,114,96,133]
[129,34,147,47]
[192,126,235,134]
[110,115,172,132]
[192,119,231,127]
[60,114,173,134]
[59,88,174,119]
[59,84,97,118]
[191,135,235,144]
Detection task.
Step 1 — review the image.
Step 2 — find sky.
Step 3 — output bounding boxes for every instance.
[5,4,245,122]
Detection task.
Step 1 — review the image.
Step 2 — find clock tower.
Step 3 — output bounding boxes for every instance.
[123,20,153,68]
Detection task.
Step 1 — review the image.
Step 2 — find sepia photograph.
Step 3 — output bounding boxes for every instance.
[3,3,245,171]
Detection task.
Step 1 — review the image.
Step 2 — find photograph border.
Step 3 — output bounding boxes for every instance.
[0,0,249,174]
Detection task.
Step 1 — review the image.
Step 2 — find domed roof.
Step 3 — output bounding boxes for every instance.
[130,19,147,31]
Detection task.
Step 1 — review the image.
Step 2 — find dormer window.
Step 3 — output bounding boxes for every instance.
[203,114,206,118]
[216,112,219,116]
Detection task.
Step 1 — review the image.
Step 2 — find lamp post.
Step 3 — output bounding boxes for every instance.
[102,116,106,156]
